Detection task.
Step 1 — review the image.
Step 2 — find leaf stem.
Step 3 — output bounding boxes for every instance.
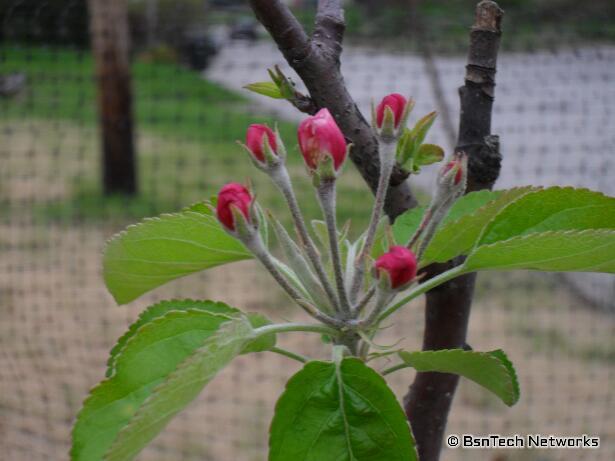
[253,321,338,337]
[381,363,408,376]
[270,166,341,312]
[270,346,309,363]
[377,264,467,324]
[349,140,396,304]
[317,179,353,317]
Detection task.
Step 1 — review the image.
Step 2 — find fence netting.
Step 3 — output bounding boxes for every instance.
[1,1,614,460]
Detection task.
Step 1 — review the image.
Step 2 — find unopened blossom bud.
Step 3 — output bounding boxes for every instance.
[245,124,277,163]
[216,182,253,231]
[437,151,467,195]
[298,108,347,172]
[376,93,407,128]
[374,246,417,290]
[372,93,413,141]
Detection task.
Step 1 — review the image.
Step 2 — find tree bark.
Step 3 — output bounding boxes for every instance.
[403,3,504,461]
[88,0,137,195]
[249,0,417,219]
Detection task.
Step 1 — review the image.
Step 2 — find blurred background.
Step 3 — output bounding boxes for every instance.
[1,0,614,460]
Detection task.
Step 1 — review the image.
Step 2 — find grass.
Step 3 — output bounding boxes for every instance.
[1,45,373,236]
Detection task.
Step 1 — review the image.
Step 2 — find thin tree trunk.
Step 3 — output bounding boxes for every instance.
[88,0,137,195]
[403,3,504,460]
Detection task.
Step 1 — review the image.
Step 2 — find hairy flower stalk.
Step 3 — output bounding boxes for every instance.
[349,139,396,306]
[242,124,341,313]
[216,183,342,329]
[408,151,468,259]
[298,109,353,317]
[269,166,341,312]
[349,94,412,307]
[316,178,353,317]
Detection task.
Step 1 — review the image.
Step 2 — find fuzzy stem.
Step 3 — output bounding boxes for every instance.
[270,346,309,363]
[253,321,338,337]
[381,362,408,376]
[317,179,352,317]
[246,234,344,328]
[377,264,466,324]
[360,287,395,328]
[270,166,340,312]
[354,284,376,315]
[349,139,397,304]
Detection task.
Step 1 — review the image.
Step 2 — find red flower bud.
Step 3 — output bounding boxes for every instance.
[376,93,407,128]
[375,246,417,289]
[216,183,253,231]
[298,108,347,171]
[246,124,277,162]
[441,157,464,185]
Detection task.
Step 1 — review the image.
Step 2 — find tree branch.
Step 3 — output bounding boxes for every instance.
[249,0,417,218]
[403,3,504,461]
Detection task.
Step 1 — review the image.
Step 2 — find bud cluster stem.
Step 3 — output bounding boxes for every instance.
[349,139,397,306]
[245,233,344,329]
[270,165,341,313]
[316,179,353,318]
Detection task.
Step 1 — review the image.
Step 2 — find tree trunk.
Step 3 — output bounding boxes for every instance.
[88,0,137,195]
[403,3,504,460]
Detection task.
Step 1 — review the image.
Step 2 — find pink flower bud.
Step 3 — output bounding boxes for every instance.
[441,155,465,185]
[216,183,253,231]
[246,124,277,162]
[375,246,417,289]
[376,93,407,128]
[297,108,347,171]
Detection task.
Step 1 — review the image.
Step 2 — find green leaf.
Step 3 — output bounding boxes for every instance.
[269,357,417,461]
[103,211,252,304]
[464,229,615,273]
[398,349,520,406]
[421,187,535,264]
[410,111,437,150]
[72,306,273,461]
[392,206,425,245]
[479,187,615,246]
[396,112,438,168]
[104,318,256,461]
[411,143,444,172]
[105,299,238,377]
[243,81,284,99]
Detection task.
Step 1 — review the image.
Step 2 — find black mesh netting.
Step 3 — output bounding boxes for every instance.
[1,1,614,460]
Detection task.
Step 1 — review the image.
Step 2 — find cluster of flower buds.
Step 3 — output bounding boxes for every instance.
[214,95,438,335]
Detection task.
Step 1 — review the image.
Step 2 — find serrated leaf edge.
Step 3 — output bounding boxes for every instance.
[399,348,520,406]
[474,186,615,248]
[464,228,615,272]
[103,318,254,461]
[105,299,240,377]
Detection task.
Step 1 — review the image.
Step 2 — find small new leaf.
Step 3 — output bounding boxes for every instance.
[413,144,444,172]
[243,81,284,99]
